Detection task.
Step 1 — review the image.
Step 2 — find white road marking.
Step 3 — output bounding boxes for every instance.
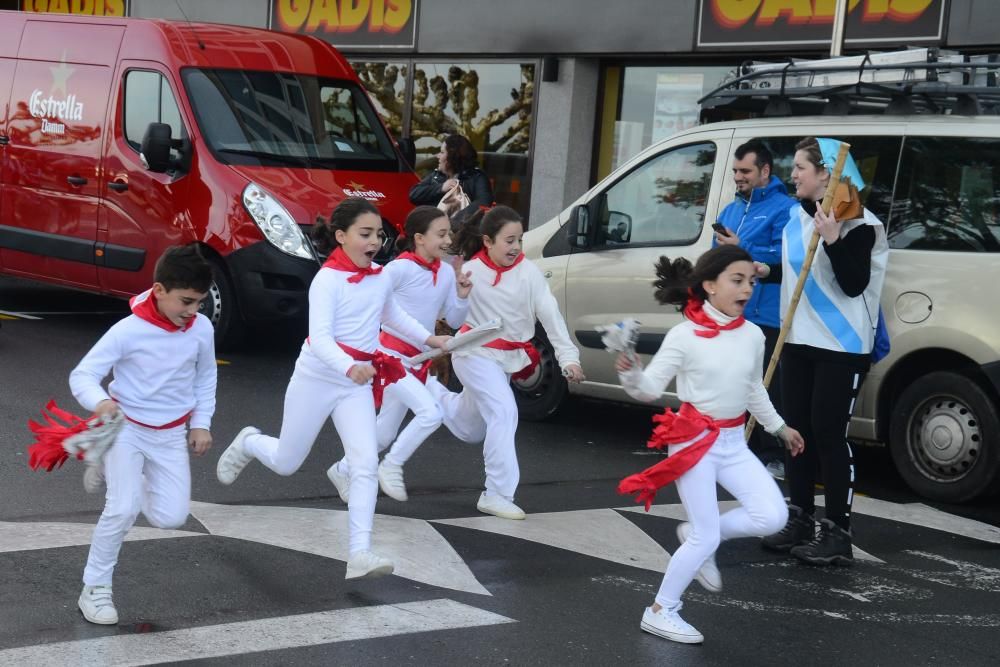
[902,550,1000,592]
[435,508,671,573]
[0,310,42,320]
[0,520,201,553]
[190,501,490,596]
[0,599,515,666]
[817,495,1000,545]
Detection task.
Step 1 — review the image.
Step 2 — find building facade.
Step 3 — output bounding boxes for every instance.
[8,0,998,226]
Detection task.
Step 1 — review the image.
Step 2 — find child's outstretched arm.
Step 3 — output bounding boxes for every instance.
[745,332,804,455]
[616,326,684,402]
[382,293,449,350]
[529,263,584,381]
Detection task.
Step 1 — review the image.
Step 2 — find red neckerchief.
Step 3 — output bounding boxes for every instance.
[682,295,744,338]
[323,247,382,283]
[129,289,194,333]
[396,251,441,285]
[472,249,525,286]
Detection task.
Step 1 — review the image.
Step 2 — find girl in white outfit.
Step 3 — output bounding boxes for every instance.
[436,205,585,520]
[216,199,450,580]
[327,206,472,502]
[615,245,804,645]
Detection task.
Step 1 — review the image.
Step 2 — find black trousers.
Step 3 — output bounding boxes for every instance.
[780,344,867,530]
[748,325,785,464]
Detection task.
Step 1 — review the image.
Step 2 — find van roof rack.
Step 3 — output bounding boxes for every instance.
[699,48,1000,117]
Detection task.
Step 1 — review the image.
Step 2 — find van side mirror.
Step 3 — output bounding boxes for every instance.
[141,122,173,173]
[607,211,632,244]
[397,137,416,170]
[567,204,592,250]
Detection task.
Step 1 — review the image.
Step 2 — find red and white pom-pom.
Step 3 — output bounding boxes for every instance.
[27,401,124,472]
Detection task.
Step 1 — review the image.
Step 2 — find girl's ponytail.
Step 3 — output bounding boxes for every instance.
[312,198,380,255]
[452,207,488,260]
[312,214,337,255]
[395,205,446,254]
[653,256,696,309]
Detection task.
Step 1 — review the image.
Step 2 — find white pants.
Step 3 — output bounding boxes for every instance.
[655,426,787,609]
[84,422,190,586]
[340,373,443,475]
[243,372,378,555]
[438,354,519,500]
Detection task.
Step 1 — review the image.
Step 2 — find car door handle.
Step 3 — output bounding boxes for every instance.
[67,175,88,186]
[108,181,128,193]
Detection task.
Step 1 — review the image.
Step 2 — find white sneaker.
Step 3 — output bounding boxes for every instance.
[476,492,525,520]
[377,461,408,501]
[676,522,723,593]
[345,550,394,580]
[216,427,259,485]
[78,584,118,625]
[641,605,703,644]
[83,464,105,494]
[326,461,350,503]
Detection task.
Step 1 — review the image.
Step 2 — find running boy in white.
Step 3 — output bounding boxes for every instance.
[69,244,217,624]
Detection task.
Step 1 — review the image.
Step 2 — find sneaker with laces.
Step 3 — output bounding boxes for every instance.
[83,463,106,494]
[640,605,703,644]
[761,504,815,552]
[216,427,259,485]
[326,460,350,503]
[476,492,525,520]
[676,522,722,593]
[790,518,854,566]
[765,460,786,481]
[345,550,394,580]
[377,461,408,501]
[78,584,118,625]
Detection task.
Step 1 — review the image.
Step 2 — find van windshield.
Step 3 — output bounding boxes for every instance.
[182,68,401,171]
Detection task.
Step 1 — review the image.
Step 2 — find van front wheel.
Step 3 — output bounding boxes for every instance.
[889,371,1000,502]
[201,258,245,351]
[512,327,567,422]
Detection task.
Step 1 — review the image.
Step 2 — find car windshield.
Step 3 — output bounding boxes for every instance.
[182,68,400,171]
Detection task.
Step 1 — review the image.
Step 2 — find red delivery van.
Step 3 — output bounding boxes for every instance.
[0,12,419,346]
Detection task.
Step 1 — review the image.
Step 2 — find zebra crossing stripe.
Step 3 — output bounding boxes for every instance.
[0,599,515,666]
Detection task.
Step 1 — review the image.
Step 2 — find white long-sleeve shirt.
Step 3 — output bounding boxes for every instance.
[618,301,784,433]
[70,311,217,430]
[454,255,580,374]
[296,264,433,383]
[379,256,468,352]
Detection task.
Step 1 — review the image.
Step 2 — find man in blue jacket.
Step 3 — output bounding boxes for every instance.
[714,140,796,478]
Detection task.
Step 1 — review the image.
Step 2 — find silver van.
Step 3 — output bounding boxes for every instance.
[518,57,1000,503]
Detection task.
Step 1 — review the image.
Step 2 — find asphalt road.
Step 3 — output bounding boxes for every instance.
[1,276,998,666]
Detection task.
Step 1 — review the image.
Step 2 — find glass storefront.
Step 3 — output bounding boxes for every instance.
[595,64,732,181]
[352,59,536,216]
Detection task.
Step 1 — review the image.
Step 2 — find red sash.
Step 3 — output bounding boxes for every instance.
[458,324,540,381]
[379,331,433,384]
[124,411,191,430]
[618,403,744,510]
[338,342,406,408]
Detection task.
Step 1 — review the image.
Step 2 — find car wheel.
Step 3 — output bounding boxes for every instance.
[889,371,1000,502]
[512,327,567,422]
[200,258,245,351]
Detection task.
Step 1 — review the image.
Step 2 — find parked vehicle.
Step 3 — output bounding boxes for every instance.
[0,12,418,347]
[520,50,1000,503]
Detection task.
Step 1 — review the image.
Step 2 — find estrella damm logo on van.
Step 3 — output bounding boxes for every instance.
[21,0,128,16]
[344,181,387,202]
[28,54,84,135]
[270,0,417,49]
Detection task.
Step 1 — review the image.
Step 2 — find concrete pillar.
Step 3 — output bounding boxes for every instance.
[528,57,599,228]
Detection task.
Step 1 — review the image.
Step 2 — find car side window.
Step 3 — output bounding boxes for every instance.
[124,70,185,161]
[889,137,1000,252]
[597,142,717,247]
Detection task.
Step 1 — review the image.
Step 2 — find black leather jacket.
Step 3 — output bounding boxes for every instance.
[409,167,494,221]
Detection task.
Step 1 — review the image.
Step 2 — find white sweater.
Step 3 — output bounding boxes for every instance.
[619,302,784,433]
[296,265,433,383]
[454,255,580,373]
[379,256,468,352]
[70,312,217,430]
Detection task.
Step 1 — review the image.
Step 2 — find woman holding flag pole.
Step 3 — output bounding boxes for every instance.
[757,137,889,566]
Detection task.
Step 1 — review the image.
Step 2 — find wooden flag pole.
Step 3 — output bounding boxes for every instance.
[745,141,852,441]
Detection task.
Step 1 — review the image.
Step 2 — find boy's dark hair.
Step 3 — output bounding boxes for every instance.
[313,198,381,255]
[733,139,774,171]
[395,206,448,253]
[154,244,213,293]
[452,205,523,260]
[653,245,753,310]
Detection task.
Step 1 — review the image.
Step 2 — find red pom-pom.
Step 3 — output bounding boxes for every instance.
[27,400,90,472]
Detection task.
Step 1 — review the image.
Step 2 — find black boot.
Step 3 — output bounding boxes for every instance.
[761,505,815,552]
[790,518,853,566]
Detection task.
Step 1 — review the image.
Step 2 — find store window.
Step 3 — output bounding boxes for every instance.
[352,61,408,141]
[596,65,731,181]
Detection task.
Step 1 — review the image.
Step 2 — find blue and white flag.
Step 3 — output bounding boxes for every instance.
[816,137,866,191]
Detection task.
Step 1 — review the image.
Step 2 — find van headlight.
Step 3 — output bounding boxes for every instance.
[242,182,314,261]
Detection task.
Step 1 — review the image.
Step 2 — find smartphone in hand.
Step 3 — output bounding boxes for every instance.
[712,223,731,237]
